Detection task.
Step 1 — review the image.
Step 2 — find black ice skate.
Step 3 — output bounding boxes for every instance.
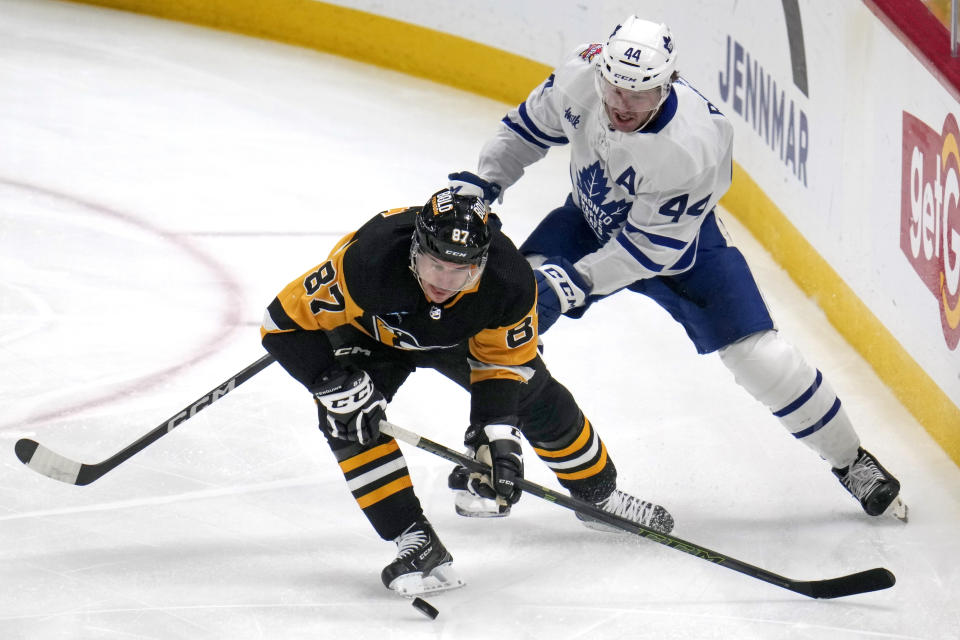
[381,516,464,596]
[576,489,675,534]
[833,447,908,521]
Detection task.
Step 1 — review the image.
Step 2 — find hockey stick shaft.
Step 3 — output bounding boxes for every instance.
[15,354,276,486]
[379,420,895,599]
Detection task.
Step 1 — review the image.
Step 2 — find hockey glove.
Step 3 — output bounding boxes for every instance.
[463,423,524,506]
[534,257,591,332]
[311,366,386,445]
[448,171,502,205]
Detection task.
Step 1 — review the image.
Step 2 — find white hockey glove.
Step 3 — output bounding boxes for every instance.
[448,171,502,205]
[534,257,591,332]
[462,423,524,506]
[311,366,386,445]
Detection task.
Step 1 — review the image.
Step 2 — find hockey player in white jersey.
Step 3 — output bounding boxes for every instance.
[449,16,907,521]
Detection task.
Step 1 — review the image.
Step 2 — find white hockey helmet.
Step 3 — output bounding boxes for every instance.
[598,16,678,92]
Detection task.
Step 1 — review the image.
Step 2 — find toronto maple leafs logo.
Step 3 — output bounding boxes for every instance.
[575,162,631,241]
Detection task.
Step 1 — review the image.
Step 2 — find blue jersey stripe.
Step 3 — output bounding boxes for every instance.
[518,102,569,144]
[502,115,550,149]
[625,221,688,249]
[639,87,679,134]
[669,237,698,271]
[615,232,665,272]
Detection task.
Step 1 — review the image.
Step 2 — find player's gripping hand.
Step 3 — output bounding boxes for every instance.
[311,366,386,445]
[448,171,502,205]
[464,423,524,506]
[534,257,591,332]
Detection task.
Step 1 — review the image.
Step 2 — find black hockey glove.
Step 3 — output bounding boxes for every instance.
[448,171,502,205]
[311,366,386,445]
[534,257,590,332]
[463,423,524,506]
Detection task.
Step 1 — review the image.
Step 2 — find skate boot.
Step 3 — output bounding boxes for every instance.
[833,448,908,521]
[381,516,465,596]
[576,489,675,534]
[448,464,511,517]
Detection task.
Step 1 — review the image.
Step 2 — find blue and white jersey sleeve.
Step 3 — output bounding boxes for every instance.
[477,59,583,191]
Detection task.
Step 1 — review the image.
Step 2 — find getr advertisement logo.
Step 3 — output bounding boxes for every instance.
[900,111,960,349]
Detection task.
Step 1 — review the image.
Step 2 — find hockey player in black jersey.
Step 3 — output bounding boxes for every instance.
[261,189,673,595]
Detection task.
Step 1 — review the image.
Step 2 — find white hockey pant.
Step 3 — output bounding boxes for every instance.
[718,330,860,469]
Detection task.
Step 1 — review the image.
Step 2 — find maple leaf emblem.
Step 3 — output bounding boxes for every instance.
[576,162,631,241]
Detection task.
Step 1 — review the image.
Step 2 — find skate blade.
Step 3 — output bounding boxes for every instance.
[576,514,626,534]
[883,495,908,522]
[454,504,510,518]
[389,563,465,597]
[454,491,510,518]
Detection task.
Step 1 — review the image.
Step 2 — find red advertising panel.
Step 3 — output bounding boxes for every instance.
[901,111,960,349]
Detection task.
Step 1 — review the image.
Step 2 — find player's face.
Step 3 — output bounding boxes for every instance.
[600,78,666,132]
[414,253,483,303]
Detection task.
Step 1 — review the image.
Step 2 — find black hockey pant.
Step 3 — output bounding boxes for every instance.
[320,329,618,540]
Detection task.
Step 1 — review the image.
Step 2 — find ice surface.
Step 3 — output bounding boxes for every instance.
[1,1,958,638]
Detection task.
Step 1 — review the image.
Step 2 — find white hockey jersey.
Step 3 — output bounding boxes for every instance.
[476,43,735,296]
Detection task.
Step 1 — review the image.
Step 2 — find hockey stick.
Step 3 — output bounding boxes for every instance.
[379,420,896,600]
[15,354,276,486]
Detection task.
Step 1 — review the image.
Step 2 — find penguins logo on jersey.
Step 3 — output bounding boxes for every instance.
[372,316,457,351]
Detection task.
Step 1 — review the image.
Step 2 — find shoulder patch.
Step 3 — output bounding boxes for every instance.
[578,43,603,63]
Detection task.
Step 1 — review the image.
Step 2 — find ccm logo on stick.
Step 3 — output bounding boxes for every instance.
[165,378,237,432]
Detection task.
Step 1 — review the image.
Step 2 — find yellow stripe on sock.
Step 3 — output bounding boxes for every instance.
[533,418,592,459]
[553,444,608,481]
[339,439,400,473]
[355,476,413,508]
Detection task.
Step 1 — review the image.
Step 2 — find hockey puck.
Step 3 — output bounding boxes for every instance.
[411,596,439,620]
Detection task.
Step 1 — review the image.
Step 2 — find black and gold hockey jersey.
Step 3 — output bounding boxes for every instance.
[261,206,540,426]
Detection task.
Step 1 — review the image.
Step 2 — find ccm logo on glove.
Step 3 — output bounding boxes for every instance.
[533,257,591,332]
[538,264,586,311]
[312,367,387,445]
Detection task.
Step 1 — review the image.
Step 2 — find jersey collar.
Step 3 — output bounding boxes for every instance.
[638,85,679,134]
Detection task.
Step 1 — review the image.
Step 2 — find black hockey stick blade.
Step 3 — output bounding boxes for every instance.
[379,420,896,600]
[15,354,276,486]
[790,567,895,599]
[16,437,105,486]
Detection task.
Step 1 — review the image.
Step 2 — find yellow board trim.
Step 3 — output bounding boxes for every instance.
[67,0,960,467]
[66,0,550,105]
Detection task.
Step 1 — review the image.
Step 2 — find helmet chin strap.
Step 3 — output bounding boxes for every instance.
[630,83,671,131]
[627,108,659,132]
[600,98,664,132]
[634,98,665,131]
[595,72,672,132]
